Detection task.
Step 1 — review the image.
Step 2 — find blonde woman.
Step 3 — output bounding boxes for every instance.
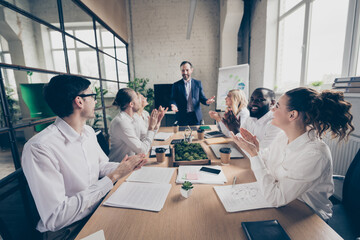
[209,89,249,137]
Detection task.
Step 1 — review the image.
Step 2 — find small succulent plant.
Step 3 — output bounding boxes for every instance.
[181,181,193,191]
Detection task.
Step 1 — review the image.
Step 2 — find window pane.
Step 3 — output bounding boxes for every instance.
[67,50,78,73]
[100,50,117,81]
[52,50,67,73]
[103,80,118,100]
[276,6,305,92]
[357,50,360,75]
[0,8,58,71]
[306,0,349,86]
[118,61,129,83]
[280,0,303,15]
[49,30,64,49]
[101,29,114,48]
[0,132,16,179]
[62,0,95,47]
[115,38,127,63]
[79,51,99,77]
[1,69,56,127]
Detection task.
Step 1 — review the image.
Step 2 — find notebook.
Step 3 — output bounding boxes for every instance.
[149,145,171,158]
[209,143,243,159]
[241,220,291,240]
[204,131,226,138]
[154,132,173,141]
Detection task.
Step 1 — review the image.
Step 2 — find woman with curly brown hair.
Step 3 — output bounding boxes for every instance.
[231,87,354,220]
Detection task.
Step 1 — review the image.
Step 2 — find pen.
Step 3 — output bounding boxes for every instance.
[232,176,236,187]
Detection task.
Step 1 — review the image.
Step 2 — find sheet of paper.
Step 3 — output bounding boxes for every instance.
[214,182,273,212]
[126,167,175,184]
[150,145,171,157]
[154,132,173,141]
[209,143,244,159]
[176,165,227,184]
[103,182,171,212]
[80,230,105,240]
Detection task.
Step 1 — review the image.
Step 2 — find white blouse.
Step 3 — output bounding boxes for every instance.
[250,130,334,220]
[217,108,250,137]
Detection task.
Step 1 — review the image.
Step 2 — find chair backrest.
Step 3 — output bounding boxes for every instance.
[342,149,360,220]
[96,130,110,156]
[0,168,41,240]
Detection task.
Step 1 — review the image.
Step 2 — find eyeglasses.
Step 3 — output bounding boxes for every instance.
[77,93,97,100]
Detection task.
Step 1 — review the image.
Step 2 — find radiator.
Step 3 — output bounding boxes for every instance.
[323,134,360,176]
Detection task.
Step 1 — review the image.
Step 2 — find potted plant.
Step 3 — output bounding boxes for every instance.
[310,81,323,91]
[180,181,193,198]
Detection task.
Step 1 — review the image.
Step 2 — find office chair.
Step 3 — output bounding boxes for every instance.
[0,168,41,240]
[328,149,360,239]
[96,130,110,156]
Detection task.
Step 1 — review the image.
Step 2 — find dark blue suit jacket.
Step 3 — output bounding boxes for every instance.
[170,79,208,125]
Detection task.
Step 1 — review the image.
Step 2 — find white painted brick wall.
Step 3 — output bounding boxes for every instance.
[128,0,220,124]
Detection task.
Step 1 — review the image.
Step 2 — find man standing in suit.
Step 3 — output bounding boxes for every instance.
[170,61,215,126]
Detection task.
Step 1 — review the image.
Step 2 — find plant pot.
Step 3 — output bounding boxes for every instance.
[180,188,192,198]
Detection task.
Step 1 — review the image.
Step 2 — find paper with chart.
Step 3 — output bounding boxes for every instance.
[126,167,175,184]
[214,182,273,212]
[103,182,171,212]
[176,165,227,184]
[216,64,249,111]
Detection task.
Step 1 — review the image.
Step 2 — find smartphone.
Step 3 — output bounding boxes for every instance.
[199,167,221,175]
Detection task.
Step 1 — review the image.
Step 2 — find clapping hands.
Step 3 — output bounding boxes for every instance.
[230,128,259,157]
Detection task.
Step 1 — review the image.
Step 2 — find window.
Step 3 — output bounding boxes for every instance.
[276,0,358,92]
[0,0,128,179]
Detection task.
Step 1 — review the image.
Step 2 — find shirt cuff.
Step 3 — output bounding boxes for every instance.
[101,176,115,191]
[249,155,266,171]
[147,129,157,140]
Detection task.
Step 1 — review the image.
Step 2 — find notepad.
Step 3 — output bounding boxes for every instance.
[154,132,173,141]
[149,145,171,157]
[214,182,273,212]
[209,143,244,159]
[80,230,105,240]
[103,182,171,212]
[176,165,227,184]
[126,167,175,184]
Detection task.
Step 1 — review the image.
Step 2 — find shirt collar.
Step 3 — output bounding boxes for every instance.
[183,78,192,84]
[248,111,273,124]
[54,117,89,143]
[287,130,317,150]
[120,111,136,123]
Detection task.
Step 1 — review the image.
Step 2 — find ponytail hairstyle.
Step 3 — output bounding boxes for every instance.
[285,87,354,141]
[228,89,248,116]
[113,88,136,111]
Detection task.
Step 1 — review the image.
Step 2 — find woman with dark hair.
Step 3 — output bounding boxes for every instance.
[231,87,354,220]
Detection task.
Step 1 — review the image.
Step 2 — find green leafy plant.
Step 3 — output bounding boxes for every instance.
[181,181,193,191]
[127,78,154,112]
[0,87,20,128]
[90,86,111,130]
[174,142,207,161]
[311,81,323,87]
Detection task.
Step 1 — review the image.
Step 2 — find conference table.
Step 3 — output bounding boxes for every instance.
[75,126,341,240]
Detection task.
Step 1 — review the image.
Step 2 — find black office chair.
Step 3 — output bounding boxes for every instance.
[0,168,41,240]
[96,130,110,156]
[328,149,360,239]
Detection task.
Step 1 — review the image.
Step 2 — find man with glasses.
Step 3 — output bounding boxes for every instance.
[238,88,281,148]
[21,75,147,240]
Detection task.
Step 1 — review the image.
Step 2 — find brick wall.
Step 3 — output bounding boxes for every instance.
[128,0,220,124]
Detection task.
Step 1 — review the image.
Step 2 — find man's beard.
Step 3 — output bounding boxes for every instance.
[249,105,269,119]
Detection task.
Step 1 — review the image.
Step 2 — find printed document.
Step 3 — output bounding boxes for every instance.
[154,132,173,141]
[103,182,171,212]
[126,167,175,184]
[214,182,273,212]
[176,165,227,184]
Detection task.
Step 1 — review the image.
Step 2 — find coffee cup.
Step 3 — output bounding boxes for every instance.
[219,147,231,165]
[155,147,166,163]
[197,128,205,140]
[173,125,179,133]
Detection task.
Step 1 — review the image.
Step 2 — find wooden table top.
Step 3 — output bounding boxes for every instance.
[75,126,341,240]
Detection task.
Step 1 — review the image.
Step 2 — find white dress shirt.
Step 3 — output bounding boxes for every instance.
[135,110,150,139]
[240,111,282,148]
[109,111,156,162]
[184,79,194,112]
[217,108,250,137]
[21,117,119,232]
[250,131,334,220]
